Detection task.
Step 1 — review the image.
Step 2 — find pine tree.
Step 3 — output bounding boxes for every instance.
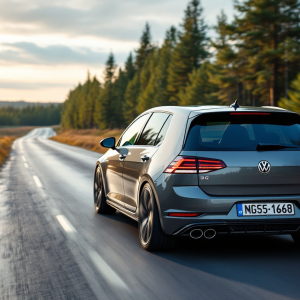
[234,0,300,106]
[137,27,177,112]
[87,76,101,128]
[95,53,117,129]
[167,0,208,104]
[210,10,241,105]
[113,68,127,127]
[123,74,140,124]
[179,62,219,105]
[279,73,300,113]
[78,72,91,128]
[135,23,153,72]
[125,52,135,81]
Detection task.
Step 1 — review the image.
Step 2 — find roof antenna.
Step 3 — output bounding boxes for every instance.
[230,99,240,110]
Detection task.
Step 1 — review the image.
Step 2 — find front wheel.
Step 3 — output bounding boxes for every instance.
[94,165,115,214]
[138,183,175,251]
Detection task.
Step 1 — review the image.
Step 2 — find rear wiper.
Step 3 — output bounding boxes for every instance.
[256,143,297,151]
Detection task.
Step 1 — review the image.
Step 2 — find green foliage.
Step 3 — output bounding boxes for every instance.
[179,62,219,105]
[135,23,153,72]
[167,0,208,104]
[60,0,300,130]
[95,53,118,129]
[0,104,62,126]
[279,73,300,113]
[123,73,141,124]
[138,27,177,112]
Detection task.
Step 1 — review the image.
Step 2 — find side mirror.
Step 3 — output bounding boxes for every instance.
[100,137,116,150]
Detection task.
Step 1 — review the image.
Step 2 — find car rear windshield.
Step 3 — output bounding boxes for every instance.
[184,112,300,151]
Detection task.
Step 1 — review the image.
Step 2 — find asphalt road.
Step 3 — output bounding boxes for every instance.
[1,127,300,300]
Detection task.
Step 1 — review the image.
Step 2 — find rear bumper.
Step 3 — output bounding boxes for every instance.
[154,174,300,235]
[174,219,300,236]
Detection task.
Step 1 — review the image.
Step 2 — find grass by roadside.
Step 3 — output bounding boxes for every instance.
[0,126,37,137]
[0,126,37,167]
[0,136,14,165]
[50,128,124,153]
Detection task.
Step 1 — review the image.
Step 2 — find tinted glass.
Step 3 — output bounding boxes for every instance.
[137,113,170,146]
[184,112,300,151]
[155,115,172,146]
[118,114,149,146]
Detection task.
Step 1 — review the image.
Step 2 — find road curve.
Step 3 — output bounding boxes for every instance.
[1,128,300,299]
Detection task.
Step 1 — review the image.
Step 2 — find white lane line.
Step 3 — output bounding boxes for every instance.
[89,250,128,290]
[24,163,28,168]
[56,215,77,233]
[33,175,42,188]
[22,156,26,162]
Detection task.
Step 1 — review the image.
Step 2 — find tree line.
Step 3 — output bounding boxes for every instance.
[0,104,62,126]
[61,0,300,130]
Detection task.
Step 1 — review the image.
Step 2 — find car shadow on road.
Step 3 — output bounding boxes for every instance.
[98,211,300,299]
[157,234,300,299]
[101,211,138,228]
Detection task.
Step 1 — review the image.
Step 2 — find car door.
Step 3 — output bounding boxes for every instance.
[104,148,126,207]
[113,114,151,207]
[122,112,172,211]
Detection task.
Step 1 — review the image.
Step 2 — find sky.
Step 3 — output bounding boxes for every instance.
[0,0,234,102]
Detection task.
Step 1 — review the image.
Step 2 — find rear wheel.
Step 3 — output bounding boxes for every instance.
[94,165,115,214]
[138,183,175,251]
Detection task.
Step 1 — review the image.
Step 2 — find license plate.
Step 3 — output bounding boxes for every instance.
[237,203,295,216]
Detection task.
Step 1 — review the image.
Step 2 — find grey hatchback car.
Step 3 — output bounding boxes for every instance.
[94,103,300,251]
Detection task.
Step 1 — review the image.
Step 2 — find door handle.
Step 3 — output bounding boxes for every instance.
[119,154,127,161]
[141,155,150,162]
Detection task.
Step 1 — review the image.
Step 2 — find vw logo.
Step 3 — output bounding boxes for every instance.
[258,160,271,174]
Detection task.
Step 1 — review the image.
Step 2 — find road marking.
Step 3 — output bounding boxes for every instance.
[24,163,28,168]
[33,175,42,188]
[22,156,26,162]
[89,250,128,290]
[56,215,76,233]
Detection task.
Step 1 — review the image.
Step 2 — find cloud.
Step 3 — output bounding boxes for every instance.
[0,42,124,66]
[0,81,71,90]
[0,0,189,42]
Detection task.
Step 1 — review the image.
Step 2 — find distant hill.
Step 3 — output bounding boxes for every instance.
[0,101,62,108]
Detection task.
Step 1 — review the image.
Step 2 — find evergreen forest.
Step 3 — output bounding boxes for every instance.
[60,0,300,130]
[0,104,62,126]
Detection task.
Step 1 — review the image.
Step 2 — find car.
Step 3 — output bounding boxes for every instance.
[93,101,300,251]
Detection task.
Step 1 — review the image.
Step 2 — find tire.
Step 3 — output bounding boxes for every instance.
[291,232,300,245]
[138,183,175,251]
[94,165,115,214]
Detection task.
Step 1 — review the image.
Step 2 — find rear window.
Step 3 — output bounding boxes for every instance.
[184,112,300,151]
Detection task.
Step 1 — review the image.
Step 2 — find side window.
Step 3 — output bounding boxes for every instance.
[117,114,150,147]
[155,115,172,146]
[137,113,170,146]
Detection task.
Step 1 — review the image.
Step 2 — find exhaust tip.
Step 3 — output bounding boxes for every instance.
[190,229,203,239]
[204,229,216,239]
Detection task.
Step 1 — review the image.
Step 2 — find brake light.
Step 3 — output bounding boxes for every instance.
[164,157,197,174]
[168,213,201,217]
[164,156,226,174]
[198,158,226,173]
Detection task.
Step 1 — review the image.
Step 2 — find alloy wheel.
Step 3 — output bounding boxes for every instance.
[139,188,153,245]
[94,167,102,211]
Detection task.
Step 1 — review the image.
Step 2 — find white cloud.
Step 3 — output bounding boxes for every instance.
[0,0,235,101]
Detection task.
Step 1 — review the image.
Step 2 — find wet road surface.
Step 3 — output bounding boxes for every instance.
[1,128,300,300]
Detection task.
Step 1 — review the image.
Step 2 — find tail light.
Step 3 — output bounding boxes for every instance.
[164,156,226,174]
[198,158,226,173]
